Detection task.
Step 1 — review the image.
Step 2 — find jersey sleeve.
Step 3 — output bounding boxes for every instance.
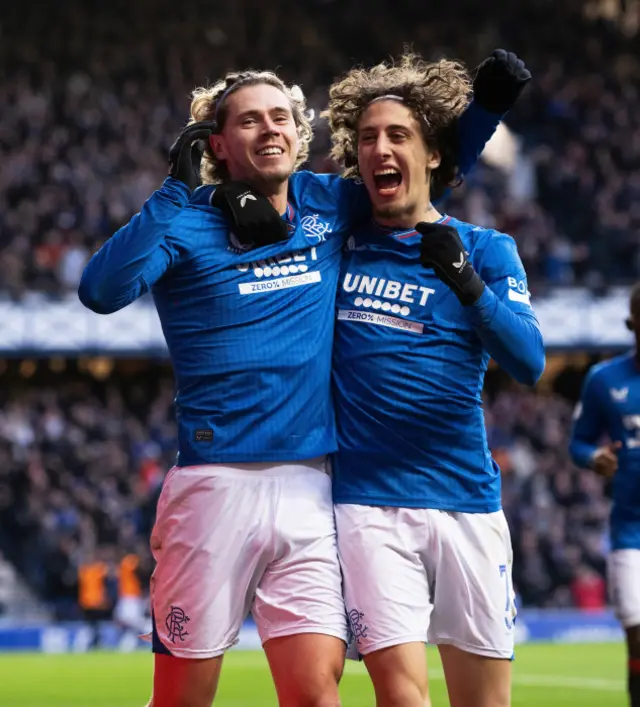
[78,177,190,314]
[569,369,607,468]
[455,99,502,180]
[467,231,545,386]
[477,232,536,316]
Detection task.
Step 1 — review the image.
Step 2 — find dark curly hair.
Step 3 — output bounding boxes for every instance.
[322,53,472,200]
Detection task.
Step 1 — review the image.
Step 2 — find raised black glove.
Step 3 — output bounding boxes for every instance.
[211,181,289,248]
[417,222,485,306]
[473,49,531,114]
[168,121,216,191]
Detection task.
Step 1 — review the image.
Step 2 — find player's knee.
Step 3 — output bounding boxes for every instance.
[279,663,342,707]
[373,679,429,707]
[280,673,342,707]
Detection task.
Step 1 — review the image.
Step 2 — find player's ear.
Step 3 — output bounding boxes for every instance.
[210,134,226,160]
[426,147,441,171]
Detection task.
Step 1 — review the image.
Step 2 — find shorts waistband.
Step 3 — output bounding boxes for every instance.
[173,456,329,479]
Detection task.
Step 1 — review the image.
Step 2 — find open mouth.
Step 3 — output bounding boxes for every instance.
[373,168,402,195]
[256,146,284,157]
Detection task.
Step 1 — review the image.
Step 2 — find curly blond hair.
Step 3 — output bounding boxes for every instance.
[323,54,472,200]
[190,70,314,184]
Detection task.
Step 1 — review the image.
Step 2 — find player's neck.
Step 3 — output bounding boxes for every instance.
[374,201,441,230]
[266,189,289,216]
[240,178,289,216]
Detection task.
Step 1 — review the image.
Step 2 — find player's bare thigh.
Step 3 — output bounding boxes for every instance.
[264,633,345,707]
[150,653,223,707]
[363,642,431,707]
[439,644,511,707]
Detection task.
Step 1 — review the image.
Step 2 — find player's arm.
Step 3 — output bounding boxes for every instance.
[79,122,214,314]
[466,233,544,386]
[418,225,544,387]
[456,50,531,178]
[78,177,190,314]
[569,370,620,476]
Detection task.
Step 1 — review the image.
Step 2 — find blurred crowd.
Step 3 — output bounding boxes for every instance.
[0,0,639,299]
[0,370,168,619]
[488,387,610,610]
[0,365,612,614]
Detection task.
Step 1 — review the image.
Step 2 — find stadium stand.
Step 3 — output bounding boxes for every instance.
[0,0,638,300]
[0,0,637,619]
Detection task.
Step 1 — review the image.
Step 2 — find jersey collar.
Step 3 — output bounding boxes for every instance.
[283,202,296,232]
[372,214,452,244]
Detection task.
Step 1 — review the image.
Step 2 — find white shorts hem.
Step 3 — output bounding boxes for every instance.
[261,625,347,645]
[618,614,640,630]
[156,637,239,659]
[432,635,513,659]
[357,634,427,657]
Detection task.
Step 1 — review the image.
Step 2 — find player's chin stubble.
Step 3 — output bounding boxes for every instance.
[253,165,293,191]
[374,200,414,222]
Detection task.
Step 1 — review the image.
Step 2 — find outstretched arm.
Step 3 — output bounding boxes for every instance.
[455,49,531,180]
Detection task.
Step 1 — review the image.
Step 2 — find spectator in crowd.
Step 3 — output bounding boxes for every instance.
[78,545,117,648]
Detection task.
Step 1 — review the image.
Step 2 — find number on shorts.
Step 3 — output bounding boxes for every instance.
[499,564,513,630]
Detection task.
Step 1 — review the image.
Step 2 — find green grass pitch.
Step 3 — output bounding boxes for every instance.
[0,643,628,706]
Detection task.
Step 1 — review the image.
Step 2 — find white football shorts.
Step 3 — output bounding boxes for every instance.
[608,549,640,629]
[336,504,516,659]
[149,457,347,658]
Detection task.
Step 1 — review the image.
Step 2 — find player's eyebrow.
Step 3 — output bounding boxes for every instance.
[236,107,291,121]
[385,124,412,133]
[359,124,413,135]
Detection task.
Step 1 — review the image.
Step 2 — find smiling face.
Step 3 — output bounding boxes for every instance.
[210,83,299,192]
[357,99,441,227]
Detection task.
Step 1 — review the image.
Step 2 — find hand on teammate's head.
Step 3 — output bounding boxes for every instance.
[168,122,217,191]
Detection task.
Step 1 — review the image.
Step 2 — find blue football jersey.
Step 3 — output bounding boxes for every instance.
[332,216,544,512]
[570,352,640,550]
[80,172,366,465]
[79,100,503,468]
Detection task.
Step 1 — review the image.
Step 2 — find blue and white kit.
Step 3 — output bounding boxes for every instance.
[332,215,545,658]
[570,352,640,628]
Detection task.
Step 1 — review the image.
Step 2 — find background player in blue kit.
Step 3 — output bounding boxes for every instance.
[79,57,527,707]
[325,53,544,707]
[570,283,640,707]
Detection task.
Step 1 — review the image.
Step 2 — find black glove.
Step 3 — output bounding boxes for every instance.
[473,49,531,114]
[168,121,216,191]
[211,181,289,248]
[417,222,485,306]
